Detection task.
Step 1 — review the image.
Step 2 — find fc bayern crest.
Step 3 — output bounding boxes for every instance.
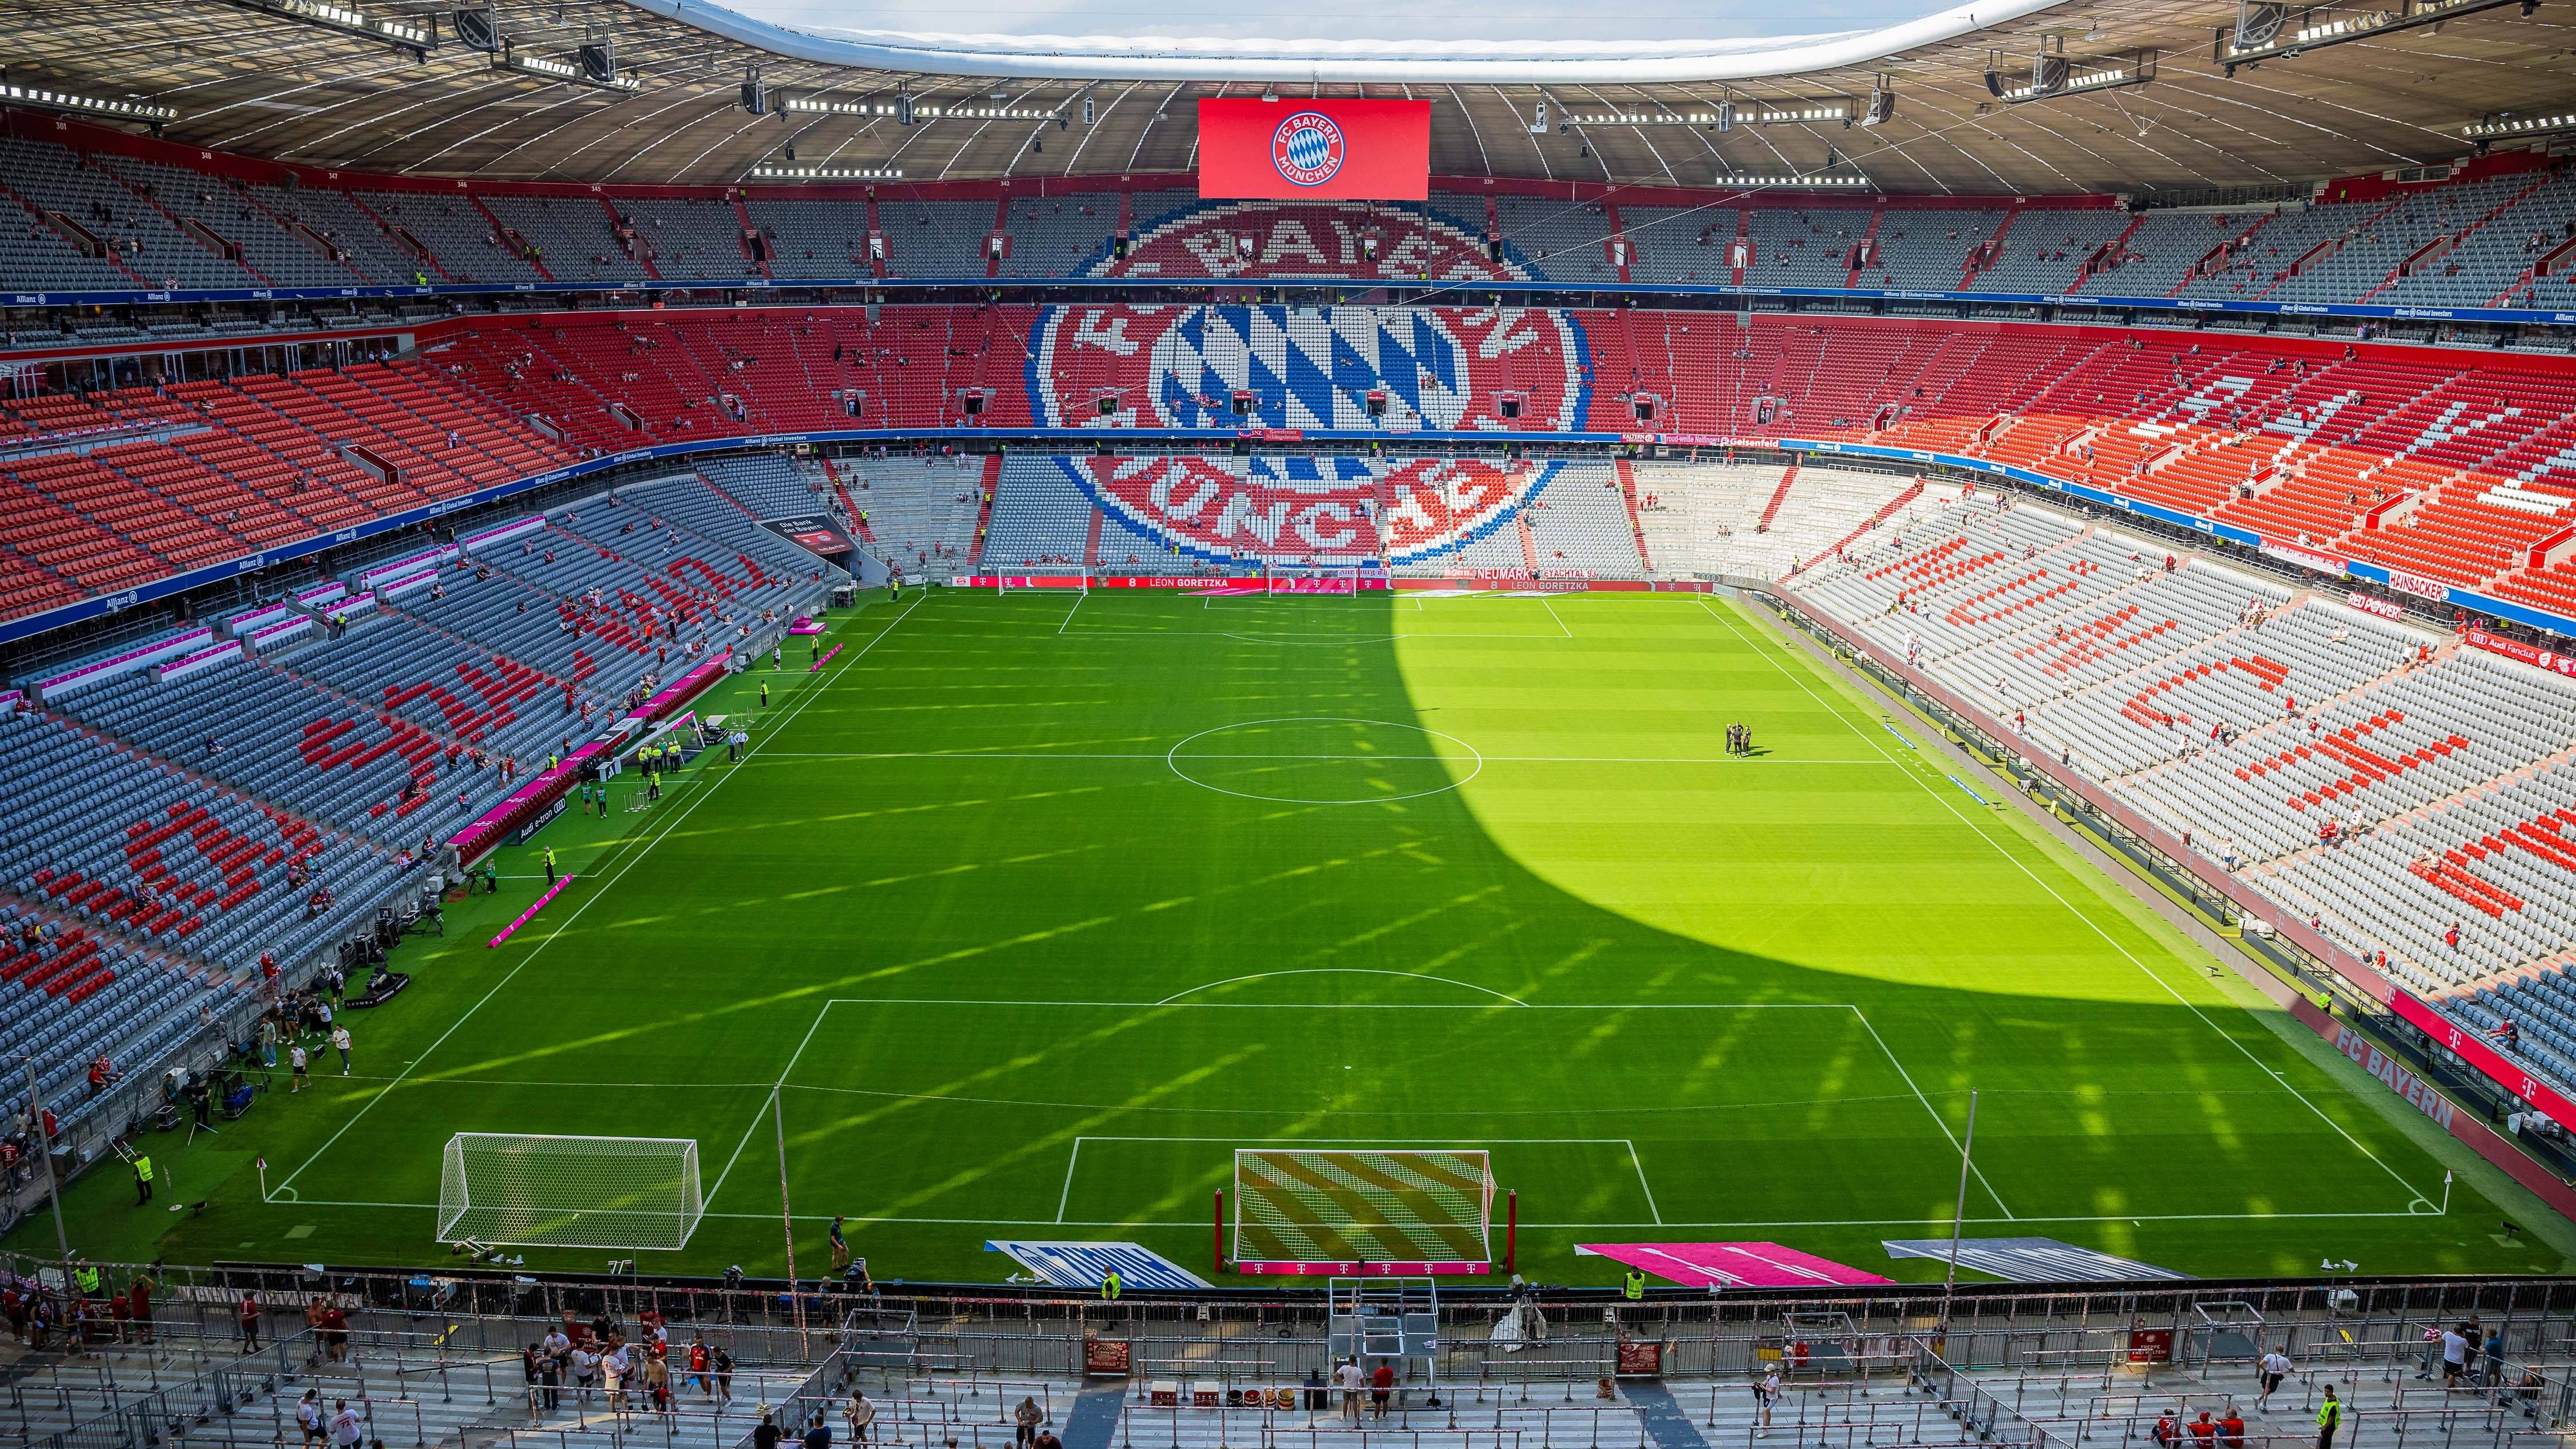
[1056,453,1568,567]
[1026,204,1591,436]
[1271,111,1345,188]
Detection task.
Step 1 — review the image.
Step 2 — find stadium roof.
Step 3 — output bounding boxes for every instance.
[3,0,2569,195]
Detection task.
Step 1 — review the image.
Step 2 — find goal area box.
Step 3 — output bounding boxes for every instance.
[437,1134,704,1251]
[1223,1148,1500,1275]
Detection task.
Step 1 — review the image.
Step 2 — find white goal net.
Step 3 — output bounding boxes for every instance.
[437,1134,704,1250]
[1231,1148,1494,1267]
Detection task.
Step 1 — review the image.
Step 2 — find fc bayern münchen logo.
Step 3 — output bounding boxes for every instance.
[1271,111,1345,188]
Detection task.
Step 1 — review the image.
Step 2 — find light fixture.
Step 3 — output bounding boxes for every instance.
[499,40,638,90]
[0,81,176,121]
[781,94,1058,122]
[1716,172,1870,188]
[1861,84,1895,127]
[2464,111,2576,139]
[750,164,902,180]
[215,0,432,52]
[1567,104,1846,127]
[2217,0,2529,72]
[1993,50,2156,102]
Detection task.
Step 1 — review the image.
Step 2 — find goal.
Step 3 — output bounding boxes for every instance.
[1228,1148,1496,1274]
[436,1134,704,1250]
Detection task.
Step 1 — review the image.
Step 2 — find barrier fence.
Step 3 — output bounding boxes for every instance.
[14,1252,2576,1379]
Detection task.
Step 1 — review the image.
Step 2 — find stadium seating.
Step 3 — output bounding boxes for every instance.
[615,198,761,283]
[1759,476,2576,1105]
[998,193,1121,278]
[10,299,2576,634]
[480,196,644,284]
[699,453,823,519]
[0,465,846,1134]
[0,129,2564,308]
[833,455,986,570]
[0,137,258,291]
[878,199,998,277]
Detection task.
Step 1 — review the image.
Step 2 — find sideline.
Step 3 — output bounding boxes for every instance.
[1728,591,2576,1247]
[270,595,922,1199]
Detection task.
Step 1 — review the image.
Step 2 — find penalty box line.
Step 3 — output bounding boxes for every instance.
[709,996,1953,1226]
[1056,1135,1662,1227]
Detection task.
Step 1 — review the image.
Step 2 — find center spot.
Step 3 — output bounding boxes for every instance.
[1165,717,1481,806]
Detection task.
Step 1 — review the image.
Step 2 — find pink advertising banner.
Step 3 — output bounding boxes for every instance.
[1578,1242,1892,1289]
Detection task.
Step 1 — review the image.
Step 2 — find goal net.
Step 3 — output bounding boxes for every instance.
[437,1134,704,1250]
[1231,1148,1494,1271]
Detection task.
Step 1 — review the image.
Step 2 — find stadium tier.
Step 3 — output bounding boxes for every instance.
[0,470,844,1132]
[16,306,2576,634]
[0,124,2570,313]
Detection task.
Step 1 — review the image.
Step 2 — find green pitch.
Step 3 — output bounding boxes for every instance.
[31,588,2558,1283]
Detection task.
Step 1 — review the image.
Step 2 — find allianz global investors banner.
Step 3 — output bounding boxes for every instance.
[1197,99,1432,201]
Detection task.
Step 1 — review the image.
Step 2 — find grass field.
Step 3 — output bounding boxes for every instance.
[28,587,2560,1285]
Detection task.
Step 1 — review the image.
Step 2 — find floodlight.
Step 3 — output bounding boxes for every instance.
[0,81,175,122]
[215,0,432,52]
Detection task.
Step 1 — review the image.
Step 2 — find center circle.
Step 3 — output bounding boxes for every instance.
[1166,717,1482,806]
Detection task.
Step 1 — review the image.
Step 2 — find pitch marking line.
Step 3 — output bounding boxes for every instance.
[263,1196,2440,1230]
[723,996,1947,1228]
[268,594,924,1201]
[1054,1135,1661,1227]
[1844,1005,2011,1219]
[1701,593,2436,1210]
[754,751,1888,765]
[1155,969,1530,1007]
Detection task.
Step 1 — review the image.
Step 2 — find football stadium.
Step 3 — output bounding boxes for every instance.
[7,0,2576,1439]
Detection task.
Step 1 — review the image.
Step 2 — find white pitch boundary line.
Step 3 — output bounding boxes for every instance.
[1846,1005,2013,1221]
[259,1196,2444,1229]
[802,996,1854,1010]
[1698,593,2435,1210]
[1543,597,1573,638]
[268,595,923,1201]
[1058,590,1085,634]
[702,990,846,1214]
[1627,1139,1663,1225]
[751,751,1889,765]
[1155,969,1530,1007]
[1056,1138,1081,1223]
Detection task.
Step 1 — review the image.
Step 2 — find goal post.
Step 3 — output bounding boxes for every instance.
[437,1134,704,1251]
[1228,1147,1496,1275]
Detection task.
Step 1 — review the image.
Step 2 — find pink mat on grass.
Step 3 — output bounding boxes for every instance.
[1577,1242,1892,1289]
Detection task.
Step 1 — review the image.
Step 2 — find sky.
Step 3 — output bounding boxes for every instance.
[716,0,1945,45]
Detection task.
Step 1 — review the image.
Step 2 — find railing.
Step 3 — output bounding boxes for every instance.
[17,1254,2576,1389]
[1911,1337,2072,1449]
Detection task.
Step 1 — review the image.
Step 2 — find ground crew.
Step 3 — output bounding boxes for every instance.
[2317,1387,2340,1449]
[1622,1268,1646,1300]
[760,681,771,708]
[72,1260,102,1297]
[1099,1268,1122,1301]
[543,846,558,887]
[132,1153,155,1206]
